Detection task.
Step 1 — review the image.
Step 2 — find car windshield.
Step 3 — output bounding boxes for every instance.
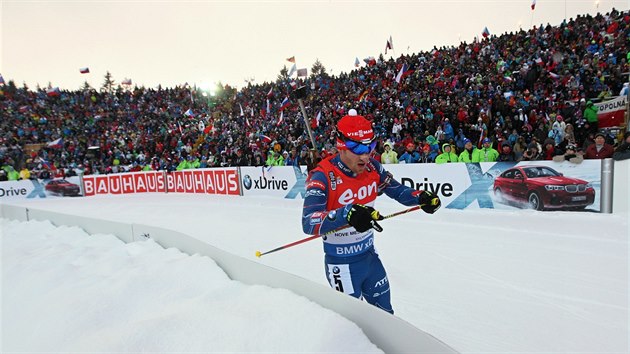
[523,167,560,178]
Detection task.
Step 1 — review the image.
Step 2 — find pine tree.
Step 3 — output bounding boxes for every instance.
[277,65,289,81]
[81,81,92,91]
[101,71,116,93]
[310,59,327,79]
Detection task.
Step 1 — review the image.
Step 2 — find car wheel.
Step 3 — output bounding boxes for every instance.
[528,192,544,211]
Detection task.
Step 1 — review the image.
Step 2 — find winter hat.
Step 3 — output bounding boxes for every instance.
[482,137,491,144]
[595,132,606,139]
[336,115,374,149]
[463,138,472,145]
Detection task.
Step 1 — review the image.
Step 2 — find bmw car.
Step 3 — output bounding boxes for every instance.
[45,179,81,197]
[493,165,595,211]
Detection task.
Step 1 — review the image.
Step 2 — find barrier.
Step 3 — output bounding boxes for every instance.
[0,204,458,354]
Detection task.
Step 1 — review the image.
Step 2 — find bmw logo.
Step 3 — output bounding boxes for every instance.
[332,266,340,274]
[243,175,252,190]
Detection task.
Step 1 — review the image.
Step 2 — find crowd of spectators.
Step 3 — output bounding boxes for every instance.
[1,9,629,181]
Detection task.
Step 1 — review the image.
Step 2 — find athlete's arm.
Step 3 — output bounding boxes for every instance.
[301,170,352,235]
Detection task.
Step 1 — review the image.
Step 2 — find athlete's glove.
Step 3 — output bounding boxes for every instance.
[417,190,441,214]
[346,204,384,232]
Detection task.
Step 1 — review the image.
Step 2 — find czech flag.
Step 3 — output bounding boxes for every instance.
[47,137,64,149]
[79,67,90,74]
[260,134,272,144]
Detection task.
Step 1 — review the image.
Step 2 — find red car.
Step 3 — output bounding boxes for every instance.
[493,165,595,211]
[45,179,81,196]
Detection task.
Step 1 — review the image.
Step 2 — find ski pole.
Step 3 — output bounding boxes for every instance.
[255,205,423,258]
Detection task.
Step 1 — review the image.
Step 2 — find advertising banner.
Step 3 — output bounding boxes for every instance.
[165,168,240,195]
[595,95,627,128]
[384,160,601,212]
[240,165,307,198]
[242,161,602,212]
[83,171,166,196]
[0,176,83,202]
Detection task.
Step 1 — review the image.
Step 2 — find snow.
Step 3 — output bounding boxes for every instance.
[2,193,628,353]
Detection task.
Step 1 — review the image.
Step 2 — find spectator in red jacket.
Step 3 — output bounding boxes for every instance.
[584,132,614,159]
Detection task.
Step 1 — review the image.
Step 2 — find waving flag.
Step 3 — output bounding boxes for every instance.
[279,97,290,111]
[395,64,408,84]
[260,134,272,143]
[482,27,490,38]
[531,0,536,10]
[385,35,393,54]
[79,67,90,74]
[354,57,360,67]
[286,56,295,63]
[266,99,271,116]
[47,137,64,149]
[239,103,245,117]
[266,87,274,98]
[46,87,60,97]
[121,78,132,85]
[313,110,322,128]
[297,68,307,77]
[278,110,284,126]
[288,64,297,77]
[184,108,194,117]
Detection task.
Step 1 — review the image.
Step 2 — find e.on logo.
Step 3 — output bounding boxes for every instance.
[165,169,240,195]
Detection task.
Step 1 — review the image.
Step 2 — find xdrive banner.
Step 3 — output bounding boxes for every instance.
[0,176,83,201]
[384,160,601,212]
[238,161,602,212]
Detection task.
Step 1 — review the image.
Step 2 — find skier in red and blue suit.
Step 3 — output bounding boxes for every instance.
[302,113,441,314]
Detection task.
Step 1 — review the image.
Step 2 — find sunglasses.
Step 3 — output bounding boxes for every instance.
[344,139,377,154]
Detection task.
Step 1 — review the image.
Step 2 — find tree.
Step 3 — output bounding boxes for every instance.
[101,71,116,93]
[81,81,92,91]
[310,59,327,79]
[277,65,289,81]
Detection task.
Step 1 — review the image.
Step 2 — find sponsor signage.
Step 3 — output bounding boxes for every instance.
[595,95,627,128]
[240,166,306,198]
[0,177,83,201]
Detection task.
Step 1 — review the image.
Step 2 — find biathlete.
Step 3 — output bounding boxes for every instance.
[301,113,441,314]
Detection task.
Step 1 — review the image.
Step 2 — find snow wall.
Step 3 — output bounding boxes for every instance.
[0,203,458,354]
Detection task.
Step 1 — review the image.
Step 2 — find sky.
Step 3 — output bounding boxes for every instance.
[2,0,629,91]
[2,193,628,353]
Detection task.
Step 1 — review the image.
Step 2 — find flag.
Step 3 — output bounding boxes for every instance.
[38,157,56,170]
[266,99,270,116]
[358,90,369,102]
[184,108,194,117]
[267,87,274,98]
[363,56,376,66]
[385,35,393,54]
[482,27,490,38]
[278,110,284,126]
[79,67,90,74]
[297,68,307,77]
[121,78,132,85]
[315,110,322,127]
[531,0,536,10]
[534,58,543,66]
[289,81,297,89]
[260,134,272,143]
[239,103,245,117]
[549,72,560,80]
[46,87,60,97]
[245,116,251,128]
[47,137,64,149]
[0,74,4,85]
[395,64,407,84]
[288,64,297,77]
[354,57,360,67]
[286,56,295,63]
[279,97,290,111]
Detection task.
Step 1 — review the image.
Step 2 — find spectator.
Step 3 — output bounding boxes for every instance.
[266,150,284,166]
[458,138,476,163]
[0,170,7,182]
[520,143,540,161]
[473,138,499,162]
[497,141,516,162]
[584,132,614,159]
[380,142,398,164]
[435,143,458,164]
[583,101,599,134]
[541,139,561,161]
[612,131,630,161]
[19,166,31,180]
[399,143,420,164]
[553,144,584,164]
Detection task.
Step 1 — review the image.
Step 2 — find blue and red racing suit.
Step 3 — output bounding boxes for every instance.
[302,155,421,313]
